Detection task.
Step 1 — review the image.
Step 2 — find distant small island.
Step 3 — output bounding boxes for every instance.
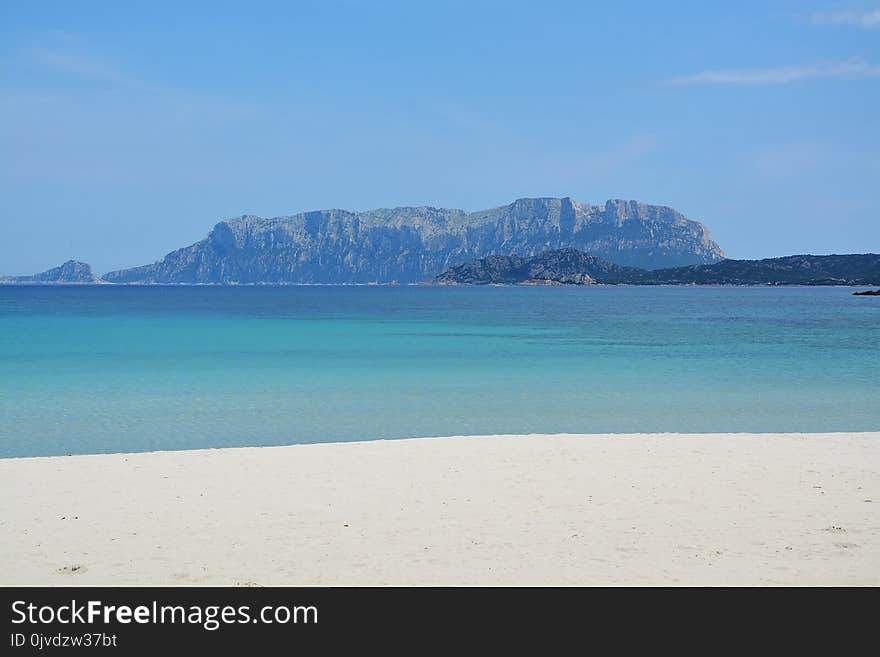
[853,289,880,296]
[0,260,105,285]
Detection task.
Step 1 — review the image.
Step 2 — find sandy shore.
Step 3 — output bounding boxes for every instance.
[1,433,878,586]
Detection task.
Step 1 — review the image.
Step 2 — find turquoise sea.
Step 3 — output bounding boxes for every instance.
[0,285,878,457]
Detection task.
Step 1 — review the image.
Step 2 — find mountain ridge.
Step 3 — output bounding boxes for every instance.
[102,197,725,284]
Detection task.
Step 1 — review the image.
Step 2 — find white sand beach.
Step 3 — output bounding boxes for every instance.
[1,433,878,586]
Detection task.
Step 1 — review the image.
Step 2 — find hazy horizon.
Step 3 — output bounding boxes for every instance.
[7,193,880,278]
[3,1,878,275]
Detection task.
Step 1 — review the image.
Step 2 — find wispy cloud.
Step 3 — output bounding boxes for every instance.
[811,9,880,28]
[664,58,880,86]
[32,47,164,93]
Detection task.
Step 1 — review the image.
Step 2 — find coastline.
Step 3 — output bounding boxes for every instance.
[2,281,879,287]
[1,432,877,586]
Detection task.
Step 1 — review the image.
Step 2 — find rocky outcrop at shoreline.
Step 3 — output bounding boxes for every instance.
[432,250,880,286]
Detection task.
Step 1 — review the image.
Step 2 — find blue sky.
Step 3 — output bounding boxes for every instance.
[1,0,878,274]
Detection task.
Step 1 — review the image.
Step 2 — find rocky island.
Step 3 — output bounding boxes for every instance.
[0,260,104,285]
[101,197,724,285]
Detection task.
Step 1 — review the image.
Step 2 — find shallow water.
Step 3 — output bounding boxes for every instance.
[1,285,878,457]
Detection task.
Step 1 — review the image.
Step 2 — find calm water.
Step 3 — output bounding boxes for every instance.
[0,285,878,457]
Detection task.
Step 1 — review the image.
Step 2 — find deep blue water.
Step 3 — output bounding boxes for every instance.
[0,285,877,457]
